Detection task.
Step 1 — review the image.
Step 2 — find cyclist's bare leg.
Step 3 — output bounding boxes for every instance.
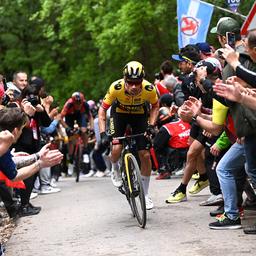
[138,150,152,176]
[110,144,123,167]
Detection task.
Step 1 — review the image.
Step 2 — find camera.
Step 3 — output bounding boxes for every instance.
[27,95,40,107]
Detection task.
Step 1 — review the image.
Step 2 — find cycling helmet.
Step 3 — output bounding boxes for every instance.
[71,92,85,103]
[123,61,145,83]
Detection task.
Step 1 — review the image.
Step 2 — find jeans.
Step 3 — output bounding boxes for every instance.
[244,134,256,185]
[216,142,246,220]
[40,167,51,187]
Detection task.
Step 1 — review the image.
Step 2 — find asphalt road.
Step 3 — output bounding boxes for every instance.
[5,175,256,256]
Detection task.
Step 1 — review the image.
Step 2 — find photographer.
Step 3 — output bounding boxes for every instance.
[12,84,53,217]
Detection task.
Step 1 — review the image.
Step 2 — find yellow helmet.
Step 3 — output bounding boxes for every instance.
[123,61,145,83]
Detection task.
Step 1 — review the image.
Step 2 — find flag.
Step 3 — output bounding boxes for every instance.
[177,0,214,49]
[226,0,240,13]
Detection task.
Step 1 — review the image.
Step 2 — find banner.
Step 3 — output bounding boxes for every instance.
[226,0,241,13]
[177,0,214,49]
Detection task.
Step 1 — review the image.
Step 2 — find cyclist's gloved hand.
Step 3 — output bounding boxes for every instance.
[145,124,156,138]
[65,127,73,137]
[100,132,110,146]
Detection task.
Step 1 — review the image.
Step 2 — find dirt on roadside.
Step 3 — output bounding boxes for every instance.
[0,207,16,249]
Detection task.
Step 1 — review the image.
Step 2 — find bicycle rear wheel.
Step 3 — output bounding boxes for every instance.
[125,154,146,228]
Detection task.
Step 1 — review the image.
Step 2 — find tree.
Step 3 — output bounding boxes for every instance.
[0,0,254,104]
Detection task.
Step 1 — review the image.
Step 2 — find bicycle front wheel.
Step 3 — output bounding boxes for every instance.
[125,153,147,228]
[74,145,83,182]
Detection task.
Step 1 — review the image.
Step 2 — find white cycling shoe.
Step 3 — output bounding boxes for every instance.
[111,169,123,187]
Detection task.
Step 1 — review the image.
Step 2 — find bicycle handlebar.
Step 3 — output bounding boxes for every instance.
[112,133,145,141]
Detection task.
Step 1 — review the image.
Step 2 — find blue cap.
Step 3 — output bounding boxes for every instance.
[196,42,212,55]
[171,54,185,62]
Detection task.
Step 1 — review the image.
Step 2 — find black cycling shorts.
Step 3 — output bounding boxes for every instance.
[109,111,148,150]
[190,122,208,146]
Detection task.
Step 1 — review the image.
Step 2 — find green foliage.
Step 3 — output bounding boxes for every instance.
[0,0,254,105]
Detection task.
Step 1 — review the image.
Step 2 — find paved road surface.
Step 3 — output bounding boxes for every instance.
[6,175,256,256]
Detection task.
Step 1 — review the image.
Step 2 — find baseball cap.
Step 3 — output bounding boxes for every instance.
[210,17,240,36]
[195,58,222,77]
[172,44,201,64]
[196,42,212,55]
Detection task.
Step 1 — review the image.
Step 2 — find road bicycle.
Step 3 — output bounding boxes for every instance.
[68,125,84,183]
[113,133,147,228]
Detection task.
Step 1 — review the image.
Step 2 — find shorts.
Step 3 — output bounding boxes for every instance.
[109,111,148,150]
[65,112,87,128]
[190,122,207,146]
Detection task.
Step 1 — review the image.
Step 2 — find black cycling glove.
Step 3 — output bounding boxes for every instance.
[100,132,110,146]
[145,124,156,137]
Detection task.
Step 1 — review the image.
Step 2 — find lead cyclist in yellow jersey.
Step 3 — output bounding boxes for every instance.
[98,61,159,210]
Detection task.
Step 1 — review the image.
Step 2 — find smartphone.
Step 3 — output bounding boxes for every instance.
[226,32,236,48]
[217,50,224,59]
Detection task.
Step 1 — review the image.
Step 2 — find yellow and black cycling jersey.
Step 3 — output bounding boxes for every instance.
[101,79,158,114]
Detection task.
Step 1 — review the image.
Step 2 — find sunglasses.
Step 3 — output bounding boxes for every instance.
[125,80,142,85]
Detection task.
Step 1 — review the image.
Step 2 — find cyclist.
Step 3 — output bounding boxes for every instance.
[98,61,159,210]
[61,92,93,173]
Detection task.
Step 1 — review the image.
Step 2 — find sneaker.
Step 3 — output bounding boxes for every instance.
[210,205,224,217]
[111,169,123,187]
[5,202,20,219]
[67,163,74,176]
[199,194,223,206]
[243,224,256,234]
[40,186,61,194]
[83,169,95,178]
[145,195,154,210]
[95,171,105,178]
[50,178,58,188]
[104,169,111,177]
[28,203,42,212]
[165,189,187,204]
[216,207,244,221]
[189,179,209,194]
[156,171,171,180]
[172,168,184,177]
[192,172,200,180]
[209,213,241,230]
[18,204,41,217]
[30,192,38,200]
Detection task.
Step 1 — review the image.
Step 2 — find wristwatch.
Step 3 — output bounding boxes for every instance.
[192,114,198,122]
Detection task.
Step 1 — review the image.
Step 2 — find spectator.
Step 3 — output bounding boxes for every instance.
[154,107,190,180]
